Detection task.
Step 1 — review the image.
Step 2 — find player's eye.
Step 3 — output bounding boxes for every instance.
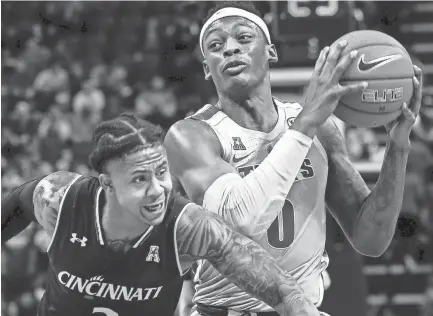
[238,34,252,41]
[156,168,167,177]
[209,41,222,50]
[132,175,147,184]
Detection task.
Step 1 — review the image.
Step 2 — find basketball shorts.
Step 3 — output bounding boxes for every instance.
[190,307,331,316]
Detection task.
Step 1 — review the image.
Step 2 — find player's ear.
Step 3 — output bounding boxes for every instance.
[267,44,278,64]
[98,174,114,193]
[202,60,212,81]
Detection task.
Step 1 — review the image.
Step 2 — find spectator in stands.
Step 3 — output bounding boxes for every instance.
[55,149,74,171]
[2,101,41,154]
[37,106,72,164]
[105,64,132,99]
[33,60,69,112]
[33,61,69,93]
[345,126,379,161]
[412,102,433,153]
[134,75,178,127]
[1,224,42,316]
[18,38,51,85]
[394,142,431,264]
[1,167,24,197]
[72,78,105,124]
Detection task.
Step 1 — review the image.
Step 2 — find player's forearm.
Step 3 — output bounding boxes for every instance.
[177,207,319,316]
[210,231,319,316]
[353,142,410,256]
[204,130,312,236]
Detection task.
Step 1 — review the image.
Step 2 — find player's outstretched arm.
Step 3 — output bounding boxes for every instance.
[176,204,320,316]
[322,66,422,257]
[1,171,80,244]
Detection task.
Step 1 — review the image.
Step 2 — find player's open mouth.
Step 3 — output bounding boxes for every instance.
[143,201,164,213]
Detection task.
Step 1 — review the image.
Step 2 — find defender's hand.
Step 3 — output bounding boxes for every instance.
[385,65,423,150]
[293,40,368,137]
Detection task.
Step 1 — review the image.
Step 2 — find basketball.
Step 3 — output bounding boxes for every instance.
[332,30,414,128]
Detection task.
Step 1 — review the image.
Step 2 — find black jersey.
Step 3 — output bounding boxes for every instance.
[38,176,192,316]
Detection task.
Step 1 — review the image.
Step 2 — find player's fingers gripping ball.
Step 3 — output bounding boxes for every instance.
[331,30,415,127]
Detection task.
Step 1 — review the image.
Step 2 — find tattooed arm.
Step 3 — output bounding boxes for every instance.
[32,171,80,237]
[1,171,79,243]
[319,118,409,257]
[176,204,320,316]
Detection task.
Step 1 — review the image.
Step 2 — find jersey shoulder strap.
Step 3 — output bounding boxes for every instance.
[163,192,194,276]
[165,192,193,228]
[47,176,99,253]
[187,104,220,121]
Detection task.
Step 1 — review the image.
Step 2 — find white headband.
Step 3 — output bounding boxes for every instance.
[199,7,272,56]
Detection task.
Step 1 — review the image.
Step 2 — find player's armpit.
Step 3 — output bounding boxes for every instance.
[176,204,320,316]
[33,171,80,237]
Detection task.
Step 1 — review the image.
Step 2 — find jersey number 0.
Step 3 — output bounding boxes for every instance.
[266,199,295,249]
[237,165,295,250]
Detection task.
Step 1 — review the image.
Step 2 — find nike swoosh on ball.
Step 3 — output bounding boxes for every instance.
[357,54,402,71]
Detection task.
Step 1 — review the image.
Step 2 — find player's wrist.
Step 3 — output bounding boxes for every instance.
[290,115,318,140]
[275,294,320,316]
[387,138,411,154]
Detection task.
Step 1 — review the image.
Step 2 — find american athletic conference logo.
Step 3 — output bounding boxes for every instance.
[287,117,296,127]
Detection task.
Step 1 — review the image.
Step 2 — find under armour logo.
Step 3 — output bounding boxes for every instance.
[70,233,87,247]
[146,245,160,263]
[232,137,246,150]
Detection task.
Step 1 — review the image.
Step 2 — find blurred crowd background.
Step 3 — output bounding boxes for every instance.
[1,2,433,316]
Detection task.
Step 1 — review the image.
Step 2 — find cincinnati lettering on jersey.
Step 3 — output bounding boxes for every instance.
[58,271,163,302]
[237,158,315,181]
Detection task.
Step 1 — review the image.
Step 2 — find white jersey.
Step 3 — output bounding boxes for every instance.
[188,98,330,312]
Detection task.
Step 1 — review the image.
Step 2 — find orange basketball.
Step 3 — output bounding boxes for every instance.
[332,30,414,127]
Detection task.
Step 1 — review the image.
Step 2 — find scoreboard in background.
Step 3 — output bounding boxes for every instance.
[270,1,358,67]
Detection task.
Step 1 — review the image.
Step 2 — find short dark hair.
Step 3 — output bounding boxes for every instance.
[89,113,165,173]
[203,1,262,25]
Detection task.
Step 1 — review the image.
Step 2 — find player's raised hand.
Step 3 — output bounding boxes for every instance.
[385,65,423,150]
[293,40,368,136]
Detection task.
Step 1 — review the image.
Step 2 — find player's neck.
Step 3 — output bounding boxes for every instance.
[101,195,151,244]
[217,84,278,133]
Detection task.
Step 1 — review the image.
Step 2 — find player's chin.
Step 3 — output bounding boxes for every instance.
[223,72,250,85]
[139,202,167,226]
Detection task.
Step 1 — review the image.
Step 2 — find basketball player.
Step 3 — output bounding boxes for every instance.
[164,2,423,316]
[1,113,320,316]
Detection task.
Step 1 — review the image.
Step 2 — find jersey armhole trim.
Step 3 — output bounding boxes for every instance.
[173,202,195,276]
[313,137,328,164]
[187,115,226,162]
[46,175,82,253]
